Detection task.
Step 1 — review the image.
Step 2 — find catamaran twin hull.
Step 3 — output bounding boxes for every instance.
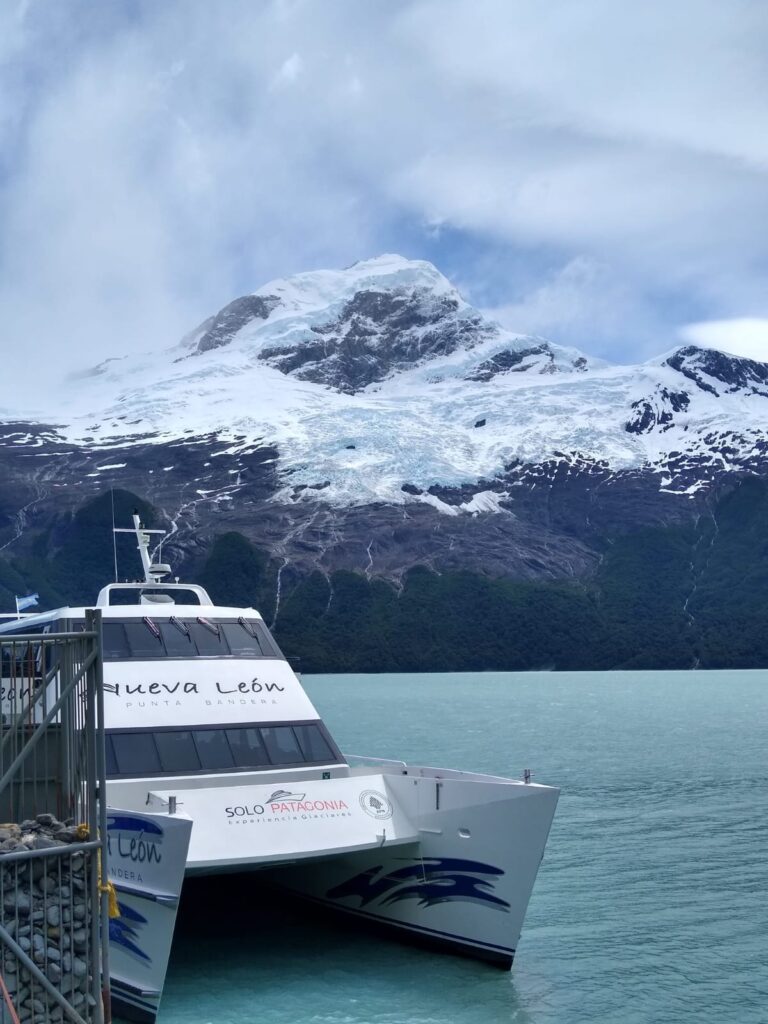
[0,514,558,1023]
[108,767,557,1020]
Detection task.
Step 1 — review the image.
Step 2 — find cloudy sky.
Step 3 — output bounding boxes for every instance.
[1,0,767,386]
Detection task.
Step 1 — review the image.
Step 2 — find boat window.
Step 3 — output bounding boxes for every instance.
[294,724,335,763]
[104,722,342,777]
[226,727,270,768]
[158,620,194,657]
[221,622,265,657]
[1,642,37,676]
[155,730,200,773]
[188,621,230,657]
[102,622,130,660]
[123,621,164,659]
[111,732,161,775]
[194,729,235,769]
[105,734,118,776]
[261,726,303,765]
[100,617,277,660]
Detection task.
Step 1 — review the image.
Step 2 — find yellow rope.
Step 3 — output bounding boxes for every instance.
[102,875,121,919]
[79,825,121,919]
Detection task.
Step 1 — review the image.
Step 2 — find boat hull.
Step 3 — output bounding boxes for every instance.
[268,769,559,968]
[109,767,558,1021]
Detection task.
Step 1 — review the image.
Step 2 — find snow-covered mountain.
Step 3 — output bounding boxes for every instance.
[1,254,767,587]
[7,254,768,510]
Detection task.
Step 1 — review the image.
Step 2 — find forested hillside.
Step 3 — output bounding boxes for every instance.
[3,480,766,673]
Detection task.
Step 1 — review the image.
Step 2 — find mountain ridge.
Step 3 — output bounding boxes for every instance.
[0,254,766,671]
[3,254,767,514]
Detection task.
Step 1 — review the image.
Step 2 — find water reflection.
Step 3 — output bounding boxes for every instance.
[157,877,533,1024]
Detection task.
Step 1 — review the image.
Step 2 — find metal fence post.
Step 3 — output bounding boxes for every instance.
[0,622,108,1024]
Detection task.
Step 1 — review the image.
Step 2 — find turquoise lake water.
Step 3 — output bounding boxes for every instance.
[142,671,768,1024]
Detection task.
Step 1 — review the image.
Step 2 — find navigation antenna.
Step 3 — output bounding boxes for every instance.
[113,511,172,585]
[110,487,118,582]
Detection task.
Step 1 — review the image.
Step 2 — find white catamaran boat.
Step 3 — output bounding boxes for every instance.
[1,515,559,1022]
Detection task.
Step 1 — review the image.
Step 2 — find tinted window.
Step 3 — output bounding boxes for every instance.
[189,621,229,657]
[262,726,303,765]
[194,729,234,769]
[221,623,265,657]
[294,724,334,762]
[1,640,42,676]
[105,734,117,776]
[123,621,163,659]
[103,622,129,660]
[155,730,200,773]
[158,620,194,657]
[105,722,341,777]
[226,727,270,768]
[101,618,275,660]
[112,732,161,774]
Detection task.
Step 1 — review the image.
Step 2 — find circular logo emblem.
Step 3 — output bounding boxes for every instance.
[359,790,393,820]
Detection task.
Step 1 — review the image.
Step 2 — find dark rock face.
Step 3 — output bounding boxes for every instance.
[259,288,495,393]
[626,387,691,434]
[464,345,552,381]
[1,417,768,612]
[665,346,768,397]
[192,295,279,355]
[464,346,590,382]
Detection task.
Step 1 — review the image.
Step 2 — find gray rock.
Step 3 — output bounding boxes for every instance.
[53,827,84,844]
[45,960,61,984]
[32,835,64,850]
[5,891,31,914]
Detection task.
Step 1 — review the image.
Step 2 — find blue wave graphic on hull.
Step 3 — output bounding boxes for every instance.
[327,857,510,912]
[107,815,163,836]
[110,901,152,963]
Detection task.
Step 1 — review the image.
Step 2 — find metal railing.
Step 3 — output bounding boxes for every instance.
[0,611,109,1024]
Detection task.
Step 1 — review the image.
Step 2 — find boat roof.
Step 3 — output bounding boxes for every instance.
[0,603,267,632]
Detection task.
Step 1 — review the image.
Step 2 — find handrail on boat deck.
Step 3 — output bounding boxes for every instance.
[344,753,407,769]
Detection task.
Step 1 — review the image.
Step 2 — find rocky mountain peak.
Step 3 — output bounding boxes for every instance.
[192,295,280,355]
[172,255,594,394]
[663,345,768,397]
[258,281,496,394]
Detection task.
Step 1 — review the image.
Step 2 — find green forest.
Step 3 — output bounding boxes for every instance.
[2,479,767,672]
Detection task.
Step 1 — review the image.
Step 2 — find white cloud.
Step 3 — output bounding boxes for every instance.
[0,0,766,387]
[679,319,768,363]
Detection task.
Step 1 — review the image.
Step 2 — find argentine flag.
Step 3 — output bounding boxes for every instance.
[15,593,39,612]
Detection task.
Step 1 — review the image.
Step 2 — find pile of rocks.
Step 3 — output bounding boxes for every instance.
[0,815,86,855]
[0,814,97,1023]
